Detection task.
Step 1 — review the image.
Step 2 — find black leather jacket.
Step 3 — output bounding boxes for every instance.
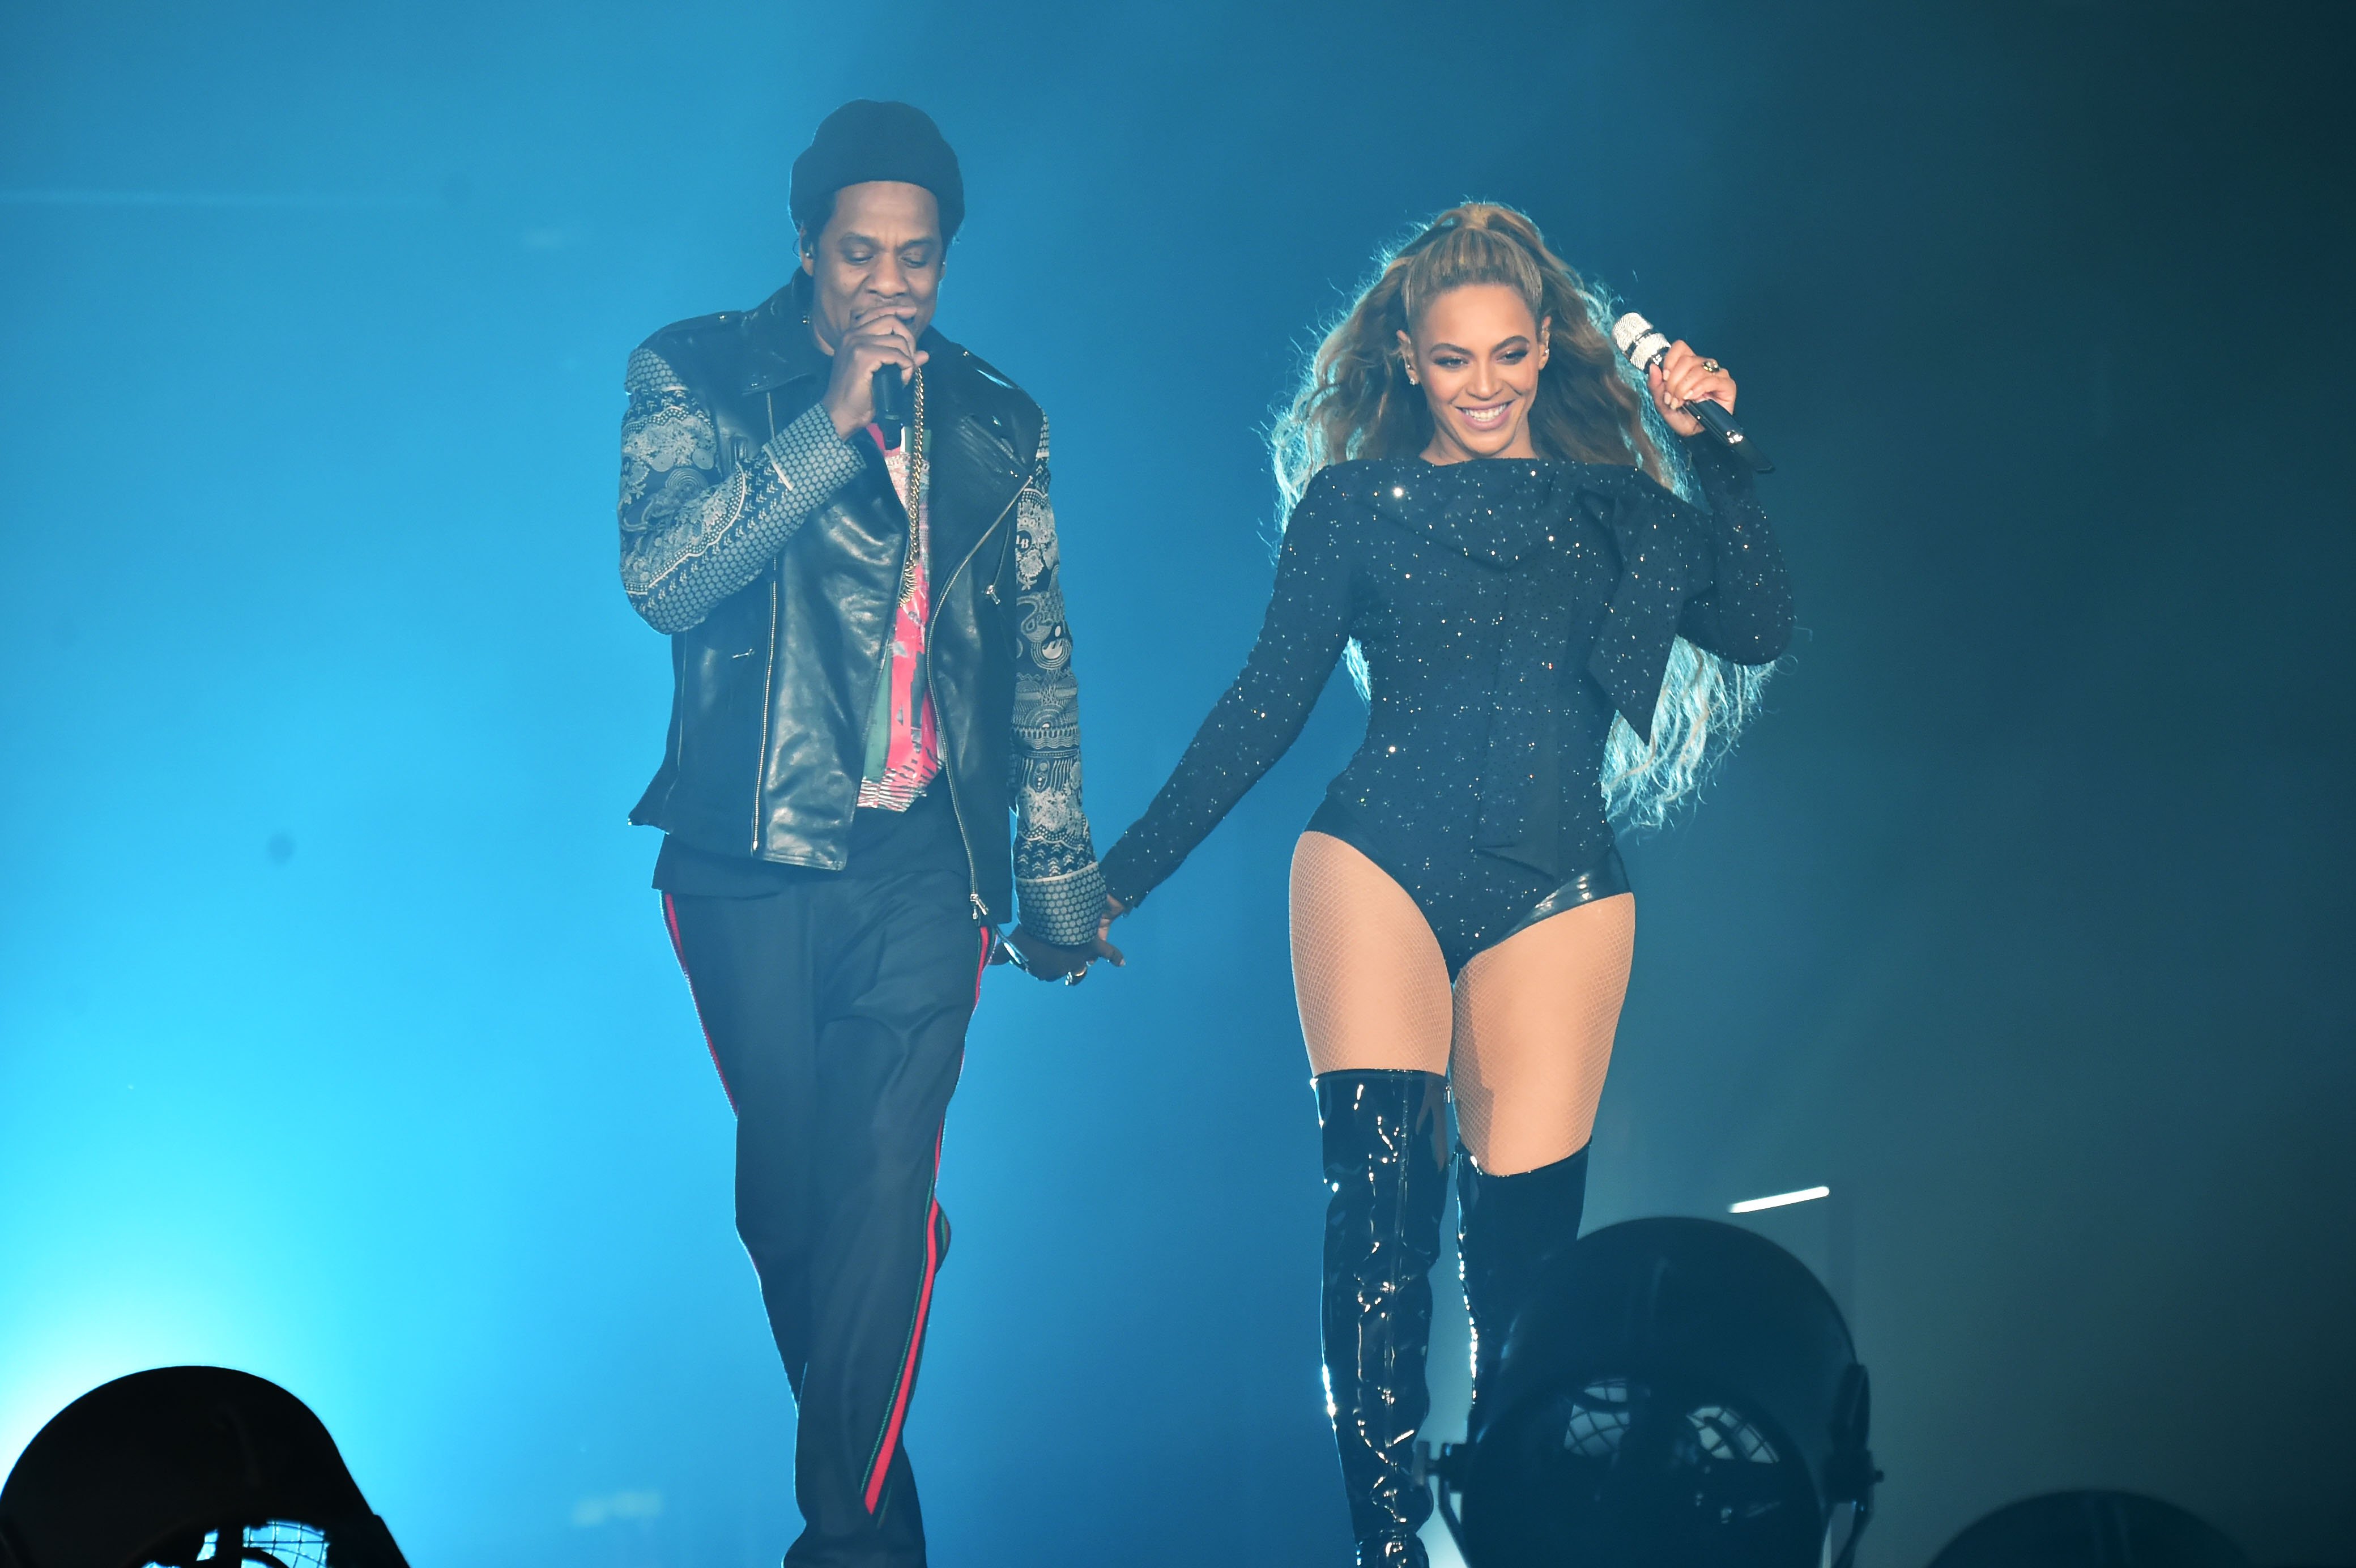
[615,275,1105,945]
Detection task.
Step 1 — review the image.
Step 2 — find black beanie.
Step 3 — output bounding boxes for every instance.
[789,100,965,245]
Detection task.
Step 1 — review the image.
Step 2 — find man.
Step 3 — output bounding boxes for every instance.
[615,100,1110,1566]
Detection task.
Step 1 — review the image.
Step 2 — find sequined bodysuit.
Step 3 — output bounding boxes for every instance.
[1098,442,1790,975]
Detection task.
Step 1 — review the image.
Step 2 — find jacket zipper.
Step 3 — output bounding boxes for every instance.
[927,474,1031,923]
[751,578,780,854]
[752,394,783,854]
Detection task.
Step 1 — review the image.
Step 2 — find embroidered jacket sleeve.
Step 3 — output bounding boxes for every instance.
[1673,437,1793,666]
[1007,419,1109,947]
[617,343,866,634]
[1098,468,1357,910]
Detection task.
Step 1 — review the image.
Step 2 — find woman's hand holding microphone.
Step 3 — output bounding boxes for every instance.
[1644,338,1737,439]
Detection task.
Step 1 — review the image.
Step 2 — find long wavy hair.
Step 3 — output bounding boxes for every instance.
[1269,202,1771,828]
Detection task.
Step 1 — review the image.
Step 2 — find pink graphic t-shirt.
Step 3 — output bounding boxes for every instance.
[856,427,943,810]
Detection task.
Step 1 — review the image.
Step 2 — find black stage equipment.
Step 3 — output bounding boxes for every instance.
[0,1366,409,1568]
[1928,1490,2251,1568]
[1428,1216,1876,1568]
[1611,312,1775,473]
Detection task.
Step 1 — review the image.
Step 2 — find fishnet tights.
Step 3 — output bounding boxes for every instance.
[1290,831,1634,1175]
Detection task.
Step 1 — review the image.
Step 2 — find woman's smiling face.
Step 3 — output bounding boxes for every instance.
[1399,283,1550,464]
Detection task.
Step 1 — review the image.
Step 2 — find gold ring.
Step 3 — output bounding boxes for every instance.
[1701,359,1723,373]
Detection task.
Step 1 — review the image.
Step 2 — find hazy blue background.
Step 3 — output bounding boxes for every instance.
[3,3,2350,1565]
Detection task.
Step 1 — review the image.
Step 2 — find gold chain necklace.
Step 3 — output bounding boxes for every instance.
[895,365,927,600]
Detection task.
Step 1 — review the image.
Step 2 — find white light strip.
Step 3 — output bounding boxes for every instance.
[1729,1186,1830,1214]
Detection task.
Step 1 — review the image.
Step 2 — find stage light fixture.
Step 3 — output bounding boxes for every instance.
[0,1367,409,1568]
[1927,1489,2250,1568]
[1729,1186,1830,1214]
[1427,1216,1876,1568]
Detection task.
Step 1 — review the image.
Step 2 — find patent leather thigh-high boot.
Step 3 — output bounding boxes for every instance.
[1316,1069,1449,1568]
[1454,1143,1589,1414]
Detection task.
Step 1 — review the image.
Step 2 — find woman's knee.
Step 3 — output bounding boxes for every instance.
[1456,1095,1599,1175]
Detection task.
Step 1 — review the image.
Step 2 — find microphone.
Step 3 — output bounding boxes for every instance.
[1611,312,1773,474]
[871,363,911,451]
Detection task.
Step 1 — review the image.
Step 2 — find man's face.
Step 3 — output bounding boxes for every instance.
[801,181,944,353]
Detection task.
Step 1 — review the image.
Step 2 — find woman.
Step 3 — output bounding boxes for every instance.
[1096,203,1791,1567]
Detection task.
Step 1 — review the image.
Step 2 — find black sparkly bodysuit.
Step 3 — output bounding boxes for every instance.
[1098,441,1791,976]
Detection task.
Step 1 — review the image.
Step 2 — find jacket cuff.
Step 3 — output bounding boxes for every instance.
[1017,862,1107,948]
[761,401,866,503]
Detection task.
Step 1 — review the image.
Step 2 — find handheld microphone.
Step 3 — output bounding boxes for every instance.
[1611,312,1773,474]
[871,363,911,451]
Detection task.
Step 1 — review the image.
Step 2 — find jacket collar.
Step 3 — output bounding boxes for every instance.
[736,274,830,397]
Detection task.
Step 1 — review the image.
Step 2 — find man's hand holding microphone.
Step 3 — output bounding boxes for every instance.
[822,304,927,441]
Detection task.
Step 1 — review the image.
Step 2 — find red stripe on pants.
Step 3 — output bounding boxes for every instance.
[860,927,988,1515]
[863,1135,944,1515]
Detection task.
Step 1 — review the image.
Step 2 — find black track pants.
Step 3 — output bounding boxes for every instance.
[662,868,989,1568]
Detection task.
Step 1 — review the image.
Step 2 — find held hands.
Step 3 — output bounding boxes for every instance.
[1644,339,1737,440]
[991,893,1135,984]
[823,305,930,440]
[991,918,1126,985]
[1098,895,1129,964]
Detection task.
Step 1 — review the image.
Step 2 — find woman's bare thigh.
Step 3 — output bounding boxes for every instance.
[1448,893,1635,1175]
[1289,831,1454,1077]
